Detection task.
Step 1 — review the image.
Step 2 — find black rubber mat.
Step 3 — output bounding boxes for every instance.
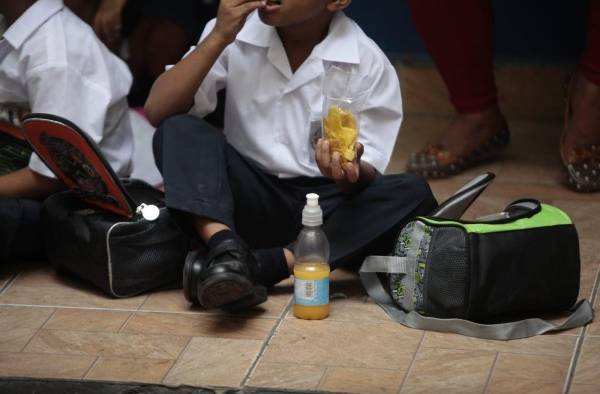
[0,378,302,394]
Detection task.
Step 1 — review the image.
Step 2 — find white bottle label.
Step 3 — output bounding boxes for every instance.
[294,278,329,306]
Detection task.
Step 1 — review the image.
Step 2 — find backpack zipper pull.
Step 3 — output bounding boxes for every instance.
[136,203,160,221]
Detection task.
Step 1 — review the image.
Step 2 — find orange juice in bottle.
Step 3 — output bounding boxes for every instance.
[293,194,330,320]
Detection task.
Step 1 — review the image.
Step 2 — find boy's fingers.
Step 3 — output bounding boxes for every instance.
[356,143,364,161]
[331,152,345,180]
[239,0,266,13]
[343,162,359,183]
[315,139,326,173]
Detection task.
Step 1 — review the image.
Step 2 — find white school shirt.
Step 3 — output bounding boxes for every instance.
[187,11,403,178]
[0,0,134,178]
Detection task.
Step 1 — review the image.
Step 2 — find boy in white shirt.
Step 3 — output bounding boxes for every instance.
[146,0,437,309]
[0,0,134,262]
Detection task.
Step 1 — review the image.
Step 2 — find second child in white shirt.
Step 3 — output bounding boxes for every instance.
[0,0,134,262]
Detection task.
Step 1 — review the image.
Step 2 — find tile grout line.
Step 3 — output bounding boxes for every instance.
[0,301,284,320]
[562,266,600,394]
[160,335,194,385]
[241,296,294,388]
[19,307,57,352]
[396,330,426,394]
[481,352,499,394]
[316,366,329,390]
[0,272,20,295]
[117,310,137,333]
[82,356,102,380]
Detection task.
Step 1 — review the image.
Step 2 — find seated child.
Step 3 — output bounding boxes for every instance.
[145,0,438,309]
[0,0,134,262]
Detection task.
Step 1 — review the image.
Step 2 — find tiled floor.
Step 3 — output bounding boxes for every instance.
[1,63,599,393]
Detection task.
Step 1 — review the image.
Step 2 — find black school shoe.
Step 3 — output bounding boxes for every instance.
[183,238,267,310]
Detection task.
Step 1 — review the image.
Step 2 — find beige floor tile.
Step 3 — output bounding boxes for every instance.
[0,267,147,309]
[491,353,570,382]
[248,361,326,391]
[44,309,131,332]
[0,281,146,310]
[0,352,96,379]
[579,262,599,301]
[85,357,174,384]
[573,337,600,385]
[586,285,600,337]
[551,200,600,238]
[401,348,495,394]
[261,319,422,369]
[495,121,563,185]
[570,383,600,394]
[140,288,292,319]
[486,377,564,394]
[122,312,276,340]
[422,332,576,357]
[320,367,405,394]
[24,329,189,359]
[163,337,262,388]
[580,238,600,270]
[0,306,54,352]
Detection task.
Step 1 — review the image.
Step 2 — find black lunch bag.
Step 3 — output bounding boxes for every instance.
[360,173,594,340]
[24,114,189,297]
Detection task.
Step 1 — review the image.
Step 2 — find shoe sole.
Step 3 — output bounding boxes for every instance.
[197,272,255,309]
[183,251,202,304]
[222,285,268,311]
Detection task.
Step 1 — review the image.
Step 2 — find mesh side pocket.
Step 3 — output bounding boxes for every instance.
[423,227,468,318]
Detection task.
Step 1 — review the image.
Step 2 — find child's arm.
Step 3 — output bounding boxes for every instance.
[145,0,266,127]
[316,140,379,194]
[0,168,64,200]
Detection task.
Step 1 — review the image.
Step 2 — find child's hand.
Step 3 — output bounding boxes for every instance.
[316,139,365,184]
[213,0,266,44]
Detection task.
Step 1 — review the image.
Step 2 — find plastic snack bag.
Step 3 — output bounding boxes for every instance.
[322,66,366,162]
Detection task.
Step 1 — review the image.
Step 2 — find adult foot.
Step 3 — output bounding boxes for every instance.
[561,73,600,192]
[407,106,509,178]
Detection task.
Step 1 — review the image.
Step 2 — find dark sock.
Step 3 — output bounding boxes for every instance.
[254,248,290,287]
[207,229,237,251]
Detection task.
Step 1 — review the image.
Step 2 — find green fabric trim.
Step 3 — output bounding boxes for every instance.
[420,204,572,234]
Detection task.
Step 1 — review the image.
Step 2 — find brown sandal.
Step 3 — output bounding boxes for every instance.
[561,76,600,193]
[406,128,510,179]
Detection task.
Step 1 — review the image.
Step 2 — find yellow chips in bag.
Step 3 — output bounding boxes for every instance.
[323,105,358,162]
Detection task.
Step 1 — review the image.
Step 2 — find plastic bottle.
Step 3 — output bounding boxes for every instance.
[293,193,331,320]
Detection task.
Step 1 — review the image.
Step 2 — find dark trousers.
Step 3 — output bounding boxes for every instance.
[153,115,438,273]
[0,198,44,263]
[408,0,600,113]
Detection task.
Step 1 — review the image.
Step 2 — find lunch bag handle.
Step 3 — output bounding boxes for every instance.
[359,255,593,340]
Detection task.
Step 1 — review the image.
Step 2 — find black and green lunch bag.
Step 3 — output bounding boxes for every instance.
[360,175,594,340]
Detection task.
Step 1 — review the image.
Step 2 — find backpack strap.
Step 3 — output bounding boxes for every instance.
[359,261,594,340]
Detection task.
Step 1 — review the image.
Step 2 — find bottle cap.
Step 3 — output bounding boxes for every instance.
[302,193,323,226]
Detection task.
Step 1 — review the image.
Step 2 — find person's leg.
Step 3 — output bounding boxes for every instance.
[153,115,296,308]
[320,174,438,271]
[0,198,44,263]
[407,0,508,178]
[561,0,600,192]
